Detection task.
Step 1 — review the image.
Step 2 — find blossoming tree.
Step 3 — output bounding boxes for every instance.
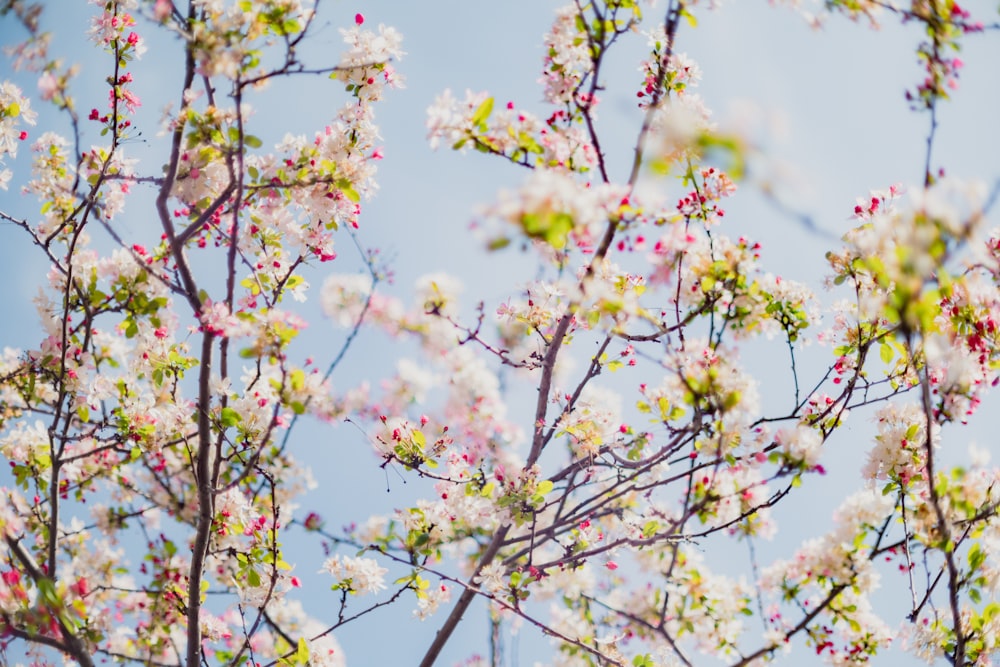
[0,0,998,665]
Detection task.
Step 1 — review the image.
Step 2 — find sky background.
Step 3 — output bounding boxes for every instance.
[2,1,1000,665]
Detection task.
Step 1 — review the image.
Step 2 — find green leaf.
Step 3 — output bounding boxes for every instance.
[969,542,985,571]
[471,97,494,127]
[295,637,310,664]
[164,539,177,557]
[220,407,240,428]
[487,236,511,251]
[548,212,574,249]
[879,342,893,364]
[37,577,59,607]
[245,134,262,149]
[340,185,360,203]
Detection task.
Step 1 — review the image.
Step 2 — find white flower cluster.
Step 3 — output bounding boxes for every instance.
[863,403,937,486]
[556,384,623,459]
[484,169,624,251]
[426,89,597,173]
[271,599,347,666]
[638,26,703,106]
[414,581,451,620]
[88,0,146,56]
[0,419,49,470]
[660,547,753,656]
[647,340,760,452]
[835,179,985,326]
[241,101,388,265]
[0,82,35,189]
[79,146,137,220]
[431,450,501,532]
[647,48,713,166]
[775,422,824,470]
[699,464,776,539]
[473,561,507,595]
[760,489,895,659]
[771,0,885,28]
[337,22,405,103]
[169,106,238,205]
[24,131,75,237]
[188,0,311,78]
[320,273,375,327]
[926,269,1000,421]
[426,88,490,151]
[320,554,387,595]
[540,5,593,105]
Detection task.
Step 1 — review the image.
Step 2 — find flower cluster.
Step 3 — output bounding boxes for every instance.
[321,555,388,595]
[0,82,35,189]
[540,5,593,106]
[863,403,938,487]
[427,90,598,173]
[483,169,624,251]
[186,0,311,78]
[337,19,405,102]
[761,489,895,664]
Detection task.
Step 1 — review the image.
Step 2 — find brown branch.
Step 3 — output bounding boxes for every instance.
[4,537,96,667]
[417,523,511,667]
[917,354,965,665]
[185,331,217,667]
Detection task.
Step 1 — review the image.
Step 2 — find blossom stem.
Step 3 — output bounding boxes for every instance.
[417,524,511,667]
[186,331,217,667]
